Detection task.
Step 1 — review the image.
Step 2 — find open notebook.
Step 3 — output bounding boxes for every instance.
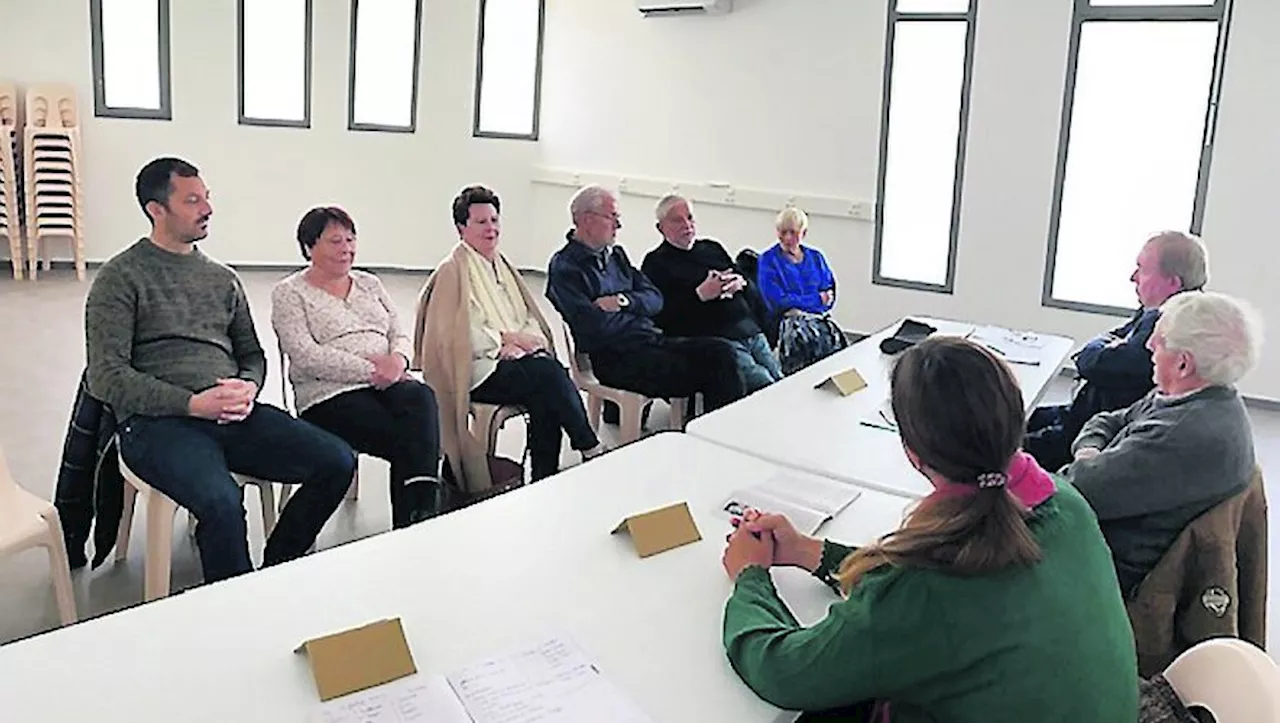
[313,637,653,723]
[721,472,863,535]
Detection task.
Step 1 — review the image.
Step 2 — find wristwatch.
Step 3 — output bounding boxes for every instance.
[616,294,630,308]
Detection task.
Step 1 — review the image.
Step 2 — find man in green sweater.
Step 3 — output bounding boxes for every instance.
[1065,291,1261,597]
[85,157,356,584]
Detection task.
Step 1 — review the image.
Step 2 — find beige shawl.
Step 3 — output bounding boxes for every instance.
[413,243,555,493]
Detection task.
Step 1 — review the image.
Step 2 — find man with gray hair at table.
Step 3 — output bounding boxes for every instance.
[1063,291,1262,597]
[546,185,747,414]
[1026,230,1209,471]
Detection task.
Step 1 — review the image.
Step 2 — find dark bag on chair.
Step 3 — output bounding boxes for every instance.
[441,455,525,510]
[778,313,849,375]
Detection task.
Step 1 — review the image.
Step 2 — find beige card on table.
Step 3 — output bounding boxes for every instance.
[612,501,703,558]
[815,367,867,396]
[295,618,418,701]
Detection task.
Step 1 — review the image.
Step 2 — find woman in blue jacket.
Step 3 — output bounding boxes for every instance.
[757,207,844,374]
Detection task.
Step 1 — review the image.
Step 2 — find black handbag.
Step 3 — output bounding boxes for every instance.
[878,319,938,355]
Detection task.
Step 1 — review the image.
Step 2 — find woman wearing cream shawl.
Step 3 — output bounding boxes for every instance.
[414,186,603,491]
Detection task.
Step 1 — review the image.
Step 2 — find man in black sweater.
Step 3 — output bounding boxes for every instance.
[641,195,781,393]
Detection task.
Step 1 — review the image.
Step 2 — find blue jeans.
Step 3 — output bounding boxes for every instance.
[725,333,782,393]
[117,404,356,583]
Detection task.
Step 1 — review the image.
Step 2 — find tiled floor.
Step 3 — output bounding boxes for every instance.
[1,267,1277,655]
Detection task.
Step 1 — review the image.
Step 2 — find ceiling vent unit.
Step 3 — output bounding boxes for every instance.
[636,0,732,17]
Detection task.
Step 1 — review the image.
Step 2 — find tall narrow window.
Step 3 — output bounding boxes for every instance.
[348,0,424,132]
[473,0,546,139]
[1044,0,1230,313]
[90,0,172,119]
[872,0,978,292]
[239,0,312,127]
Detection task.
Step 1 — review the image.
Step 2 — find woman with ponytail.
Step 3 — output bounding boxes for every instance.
[720,337,1138,721]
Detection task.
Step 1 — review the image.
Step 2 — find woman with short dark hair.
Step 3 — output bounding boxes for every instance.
[720,336,1138,721]
[272,206,448,529]
[414,186,603,491]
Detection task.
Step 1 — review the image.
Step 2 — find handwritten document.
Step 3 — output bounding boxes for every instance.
[311,674,470,723]
[447,637,654,723]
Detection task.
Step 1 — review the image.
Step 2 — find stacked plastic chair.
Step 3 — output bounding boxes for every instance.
[23,83,85,281]
[0,82,21,280]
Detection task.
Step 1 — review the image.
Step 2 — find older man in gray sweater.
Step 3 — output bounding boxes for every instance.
[1064,291,1262,597]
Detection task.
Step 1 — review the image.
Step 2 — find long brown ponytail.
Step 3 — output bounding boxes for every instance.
[835,337,1042,592]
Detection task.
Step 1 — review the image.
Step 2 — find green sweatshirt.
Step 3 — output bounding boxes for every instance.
[85,239,266,420]
[723,481,1138,722]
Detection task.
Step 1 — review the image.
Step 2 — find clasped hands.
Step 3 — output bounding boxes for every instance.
[497,331,546,361]
[696,269,748,302]
[721,508,825,581]
[367,353,410,389]
[189,378,258,424]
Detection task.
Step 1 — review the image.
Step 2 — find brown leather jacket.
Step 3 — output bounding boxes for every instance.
[1127,470,1268,677]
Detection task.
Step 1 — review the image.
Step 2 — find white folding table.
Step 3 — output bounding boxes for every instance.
[688,318,1075,499]
[0,433,914,723]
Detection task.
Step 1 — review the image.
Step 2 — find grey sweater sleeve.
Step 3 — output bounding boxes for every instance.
[1064,392,1251,522]
[1065,414,1183,520]
[85,267,192,417]
[1072,405,1132,453]
[228,277,267,390]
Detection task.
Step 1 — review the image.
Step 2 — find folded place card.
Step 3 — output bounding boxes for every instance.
[295,618,418,702]
[814,367,867,396]
[612,501,702,558]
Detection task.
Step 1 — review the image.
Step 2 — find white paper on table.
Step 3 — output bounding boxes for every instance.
[446,636,653,723]
[970,325,1046,350]
[721,473,863,535]
[310,674,471,723]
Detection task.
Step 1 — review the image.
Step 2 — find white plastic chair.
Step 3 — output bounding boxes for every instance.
[1164,638,1280,722]
[561,321,686,444]
[0,446,76,625]
[471,402,526,457]
[115,455,279,601]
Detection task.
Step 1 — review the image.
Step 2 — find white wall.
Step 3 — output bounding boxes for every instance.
[1197,0,1280,399]
[5,0,1279,396]
[533,0,1280,398]
[0,0,537,268]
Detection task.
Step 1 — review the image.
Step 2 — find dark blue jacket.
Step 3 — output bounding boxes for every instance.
[546,232,664,355]
[1063,307,1160,436]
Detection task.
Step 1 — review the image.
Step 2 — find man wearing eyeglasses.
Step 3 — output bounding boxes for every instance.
[547,185,746,416]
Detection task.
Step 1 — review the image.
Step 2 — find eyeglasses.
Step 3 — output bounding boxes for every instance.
[587,210,622,224]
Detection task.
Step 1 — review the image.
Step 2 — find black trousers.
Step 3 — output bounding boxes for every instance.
[1024,404,1073,473]
[301,380,442,529]
[470,354,600,481]
[589,336,746,413]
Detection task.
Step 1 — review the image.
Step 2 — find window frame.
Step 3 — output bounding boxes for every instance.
[237,0,314,129]
[471,0,547,141]
[346,0,426,133]
[1041,0,1233,316]
[89,0,173,120]
[871,0,980,294]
